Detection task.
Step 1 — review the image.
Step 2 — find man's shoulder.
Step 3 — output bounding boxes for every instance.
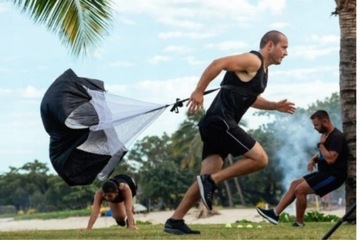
[329,128,348,148]
[333,128,346,138]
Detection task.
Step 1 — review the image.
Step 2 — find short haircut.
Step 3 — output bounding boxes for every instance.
[260,30,286,48]
[102,179,118,193]
[310,110,330,121]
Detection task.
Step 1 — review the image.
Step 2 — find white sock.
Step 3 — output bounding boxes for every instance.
[273,209,279,216]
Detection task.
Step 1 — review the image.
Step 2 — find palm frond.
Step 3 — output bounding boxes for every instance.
[9,0,114,56]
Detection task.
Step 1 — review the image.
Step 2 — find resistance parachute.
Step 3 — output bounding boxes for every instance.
[40,69,166,186]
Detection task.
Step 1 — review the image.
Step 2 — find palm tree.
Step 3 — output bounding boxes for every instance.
[333,0,356,220]
[172,110,205,169]
[8,0,114,56]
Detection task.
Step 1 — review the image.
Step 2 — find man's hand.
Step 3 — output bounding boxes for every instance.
[275,99,296,114]
[186,90,204,113]
[307,158,317,172]
[319,133,327,144]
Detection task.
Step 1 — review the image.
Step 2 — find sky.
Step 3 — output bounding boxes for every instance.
[0,0,345,175]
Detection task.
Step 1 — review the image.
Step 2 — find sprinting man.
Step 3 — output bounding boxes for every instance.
[164,30,296,235]
[86,174,138,231]
[257,110,348,227]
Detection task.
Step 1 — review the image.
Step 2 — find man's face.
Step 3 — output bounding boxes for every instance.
[312,118,327,134]
[269,35,288,65]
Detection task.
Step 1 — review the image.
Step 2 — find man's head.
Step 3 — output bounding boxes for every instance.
[102,179,118,201]
[260,30,288,65]
[310,110,332,134]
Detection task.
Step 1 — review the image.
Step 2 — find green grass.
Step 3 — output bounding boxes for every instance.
[0,221,355,240]
[13,209,91,220]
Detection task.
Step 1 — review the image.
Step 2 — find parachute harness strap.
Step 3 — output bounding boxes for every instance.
[170,88,220,113]
[170,98,183,113]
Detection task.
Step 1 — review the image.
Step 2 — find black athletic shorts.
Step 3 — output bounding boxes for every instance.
[199,115,256,160]
[303,171,346,197]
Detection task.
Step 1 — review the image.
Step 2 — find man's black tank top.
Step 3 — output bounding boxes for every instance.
[203,50,267,124]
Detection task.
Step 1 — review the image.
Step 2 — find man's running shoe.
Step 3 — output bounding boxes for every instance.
[197,174,217,210]
[164,218,200,235]
[256,207,279,225]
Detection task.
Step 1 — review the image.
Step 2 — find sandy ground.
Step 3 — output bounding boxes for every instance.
[0,207,346,232]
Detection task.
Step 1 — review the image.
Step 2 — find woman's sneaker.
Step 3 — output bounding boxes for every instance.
[164,218,200,235]
[116,218,130,227]
[116,219,126,227]
[256,207,279,225]
[292,222,305,227]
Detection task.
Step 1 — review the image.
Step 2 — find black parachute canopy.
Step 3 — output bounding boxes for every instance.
[40,69,165,186]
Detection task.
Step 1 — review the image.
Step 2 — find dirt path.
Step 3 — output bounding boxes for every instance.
[0,207,345,231]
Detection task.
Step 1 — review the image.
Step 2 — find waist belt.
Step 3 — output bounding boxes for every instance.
[221,84,258,97]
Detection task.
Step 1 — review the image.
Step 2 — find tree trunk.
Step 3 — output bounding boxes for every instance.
[334,0,356,221]
[227,155,246,205]
[223,179,234,207]
[233,177,246,205]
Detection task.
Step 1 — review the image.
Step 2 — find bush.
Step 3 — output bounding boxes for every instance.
[304,210,340,222]
[0,205,16,215]
[279,210,340,223]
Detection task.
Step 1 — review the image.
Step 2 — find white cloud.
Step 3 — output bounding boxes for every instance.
[157,16,204,30]
[158,31,215,39]
[104,84,128,94]
[257,0,286,14]
[133,76,198,103]
[0,86,44,98]
[205,40,248,51]
[0,3,11,13]
[265,79,339,108]
[290,45,338,60]
[0,88,11,95]
[109,61,135,67]
[163,45,193,54]
[117,18,137,26]
[148,55,171,64]
[22,86,44,98]
[309,34,339,45]
[269,22,290,29]
[185,56,207,65]
[271,65,338,80]
[112,0,284,29]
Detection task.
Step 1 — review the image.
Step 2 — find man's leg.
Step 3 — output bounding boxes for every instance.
[256,178,305,225]
[293,180,314,224]
[171,155,223,219]
[210,142,268,184]
[275,178,304,214]
[164,155,223,234]
[197,142,268,210]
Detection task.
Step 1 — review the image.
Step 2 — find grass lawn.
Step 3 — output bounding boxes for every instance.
[0,221,356,240]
